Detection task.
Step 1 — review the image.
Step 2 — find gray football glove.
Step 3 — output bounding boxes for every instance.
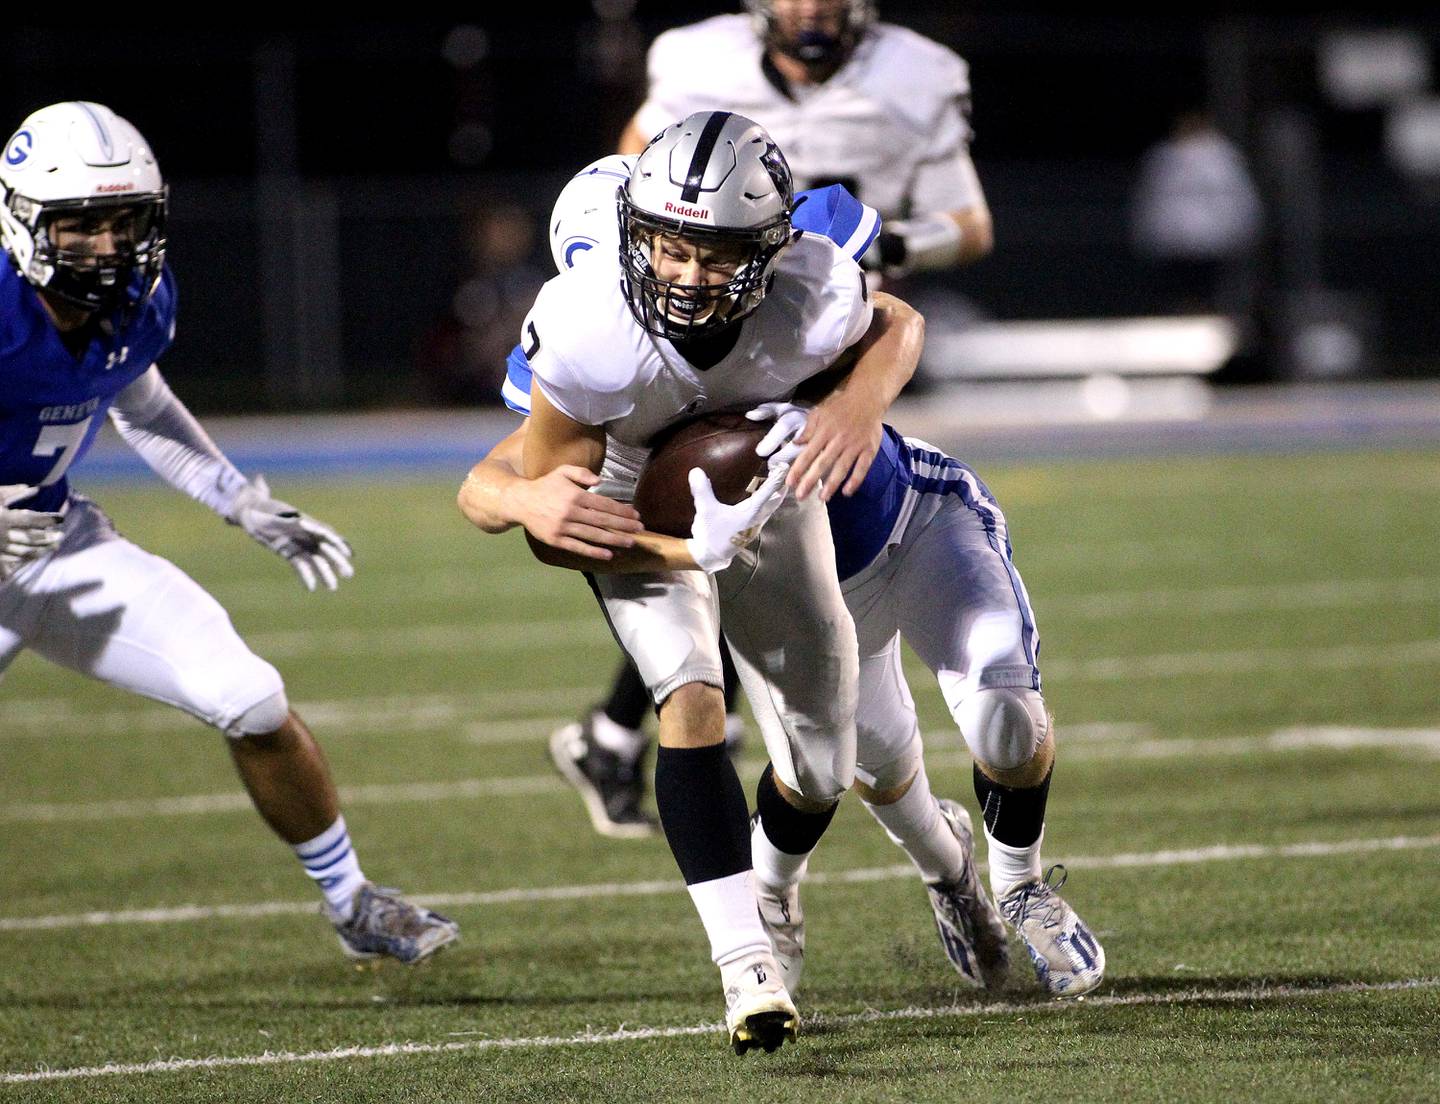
[228,475,354,592]
[0,484,65,582]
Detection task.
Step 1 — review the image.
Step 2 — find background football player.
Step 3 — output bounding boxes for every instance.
[462,113,924,1053]
[556,0,994,839]
[465,158,1104,1000]
[0,102,458,965]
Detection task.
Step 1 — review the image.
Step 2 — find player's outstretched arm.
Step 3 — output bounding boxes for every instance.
[787,290,924,501]
[458,421,642,557]
[108,366,353,592]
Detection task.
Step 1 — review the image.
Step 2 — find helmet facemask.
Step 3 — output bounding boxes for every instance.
[619,197,790,341]
[618,113,795,341]
[745,0,876,71]
[7,189,168,317]
[0,101,169,322]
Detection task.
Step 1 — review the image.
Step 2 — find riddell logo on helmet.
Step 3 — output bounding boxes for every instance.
[664,201,710,219]
[95,183,135,193]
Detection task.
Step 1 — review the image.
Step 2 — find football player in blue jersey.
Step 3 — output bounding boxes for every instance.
[0,102,458,965]
[459,162,1104,998]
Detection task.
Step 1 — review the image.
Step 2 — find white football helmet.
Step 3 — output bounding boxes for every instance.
[548,154,635,273]
[619,111,793,340]
[0,101,167,315]
[743,0,876,68]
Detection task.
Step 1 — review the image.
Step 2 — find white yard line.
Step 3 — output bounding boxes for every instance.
[1042,638,1440,680]
[6,725,1434,826]
[1046,575,1440,619]
[5,577,1434,685]
[3,976,1435,1085]
[5,627,1440,743]
[0,691,598,740]
[3,832,1436,933]
[2,776,567,823]
[247,617,614,659]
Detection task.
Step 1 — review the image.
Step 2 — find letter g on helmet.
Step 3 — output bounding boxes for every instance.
[0,101,168,317]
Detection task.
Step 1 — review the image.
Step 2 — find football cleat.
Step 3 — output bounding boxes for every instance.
[998,865,1105,996]
[330,883,460,965]
[722,952,799,1055]
[548,715,658,839]
[925,799,1010,989]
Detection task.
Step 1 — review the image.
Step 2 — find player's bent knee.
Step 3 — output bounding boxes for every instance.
[853,730,922,796]
[957,687,1048,772]
[224,689,291,740]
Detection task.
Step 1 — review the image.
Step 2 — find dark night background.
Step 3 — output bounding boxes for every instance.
[5,7,1438,411]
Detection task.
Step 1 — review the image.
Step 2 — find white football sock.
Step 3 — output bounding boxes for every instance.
[985,825,1045,899]
[293,816,367,920]
[590,710,648,758]
[750,817,812,890]
[687,870,774,966]
[861,766,965,884]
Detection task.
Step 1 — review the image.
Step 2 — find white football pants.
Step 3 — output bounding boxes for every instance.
[594,490,858,803]
[0,495,285,732]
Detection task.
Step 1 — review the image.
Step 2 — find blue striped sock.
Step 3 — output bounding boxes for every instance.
[293,816,367,920]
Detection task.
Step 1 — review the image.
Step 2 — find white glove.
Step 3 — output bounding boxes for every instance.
[0,485,66,582]
[746,401,810,469]
[228,476,354,592]
[685,463,790,574]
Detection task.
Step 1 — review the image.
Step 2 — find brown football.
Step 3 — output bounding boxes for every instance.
[634,411,774,537]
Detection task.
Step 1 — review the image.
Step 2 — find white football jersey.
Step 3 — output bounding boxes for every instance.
[523,233,872,498]
[633,15,982,221]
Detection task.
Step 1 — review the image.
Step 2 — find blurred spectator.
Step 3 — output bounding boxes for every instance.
[1130,111,1262,317]
[414,202,546,405]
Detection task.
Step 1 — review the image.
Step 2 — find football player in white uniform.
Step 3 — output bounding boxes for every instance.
[555,0,994,839]
[0,102,458,965]
[463,114,924,1054]
[620,0,991,273]
[464,157,1104,1003]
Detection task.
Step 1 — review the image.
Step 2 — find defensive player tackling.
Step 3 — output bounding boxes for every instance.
[467,156,1105,1001]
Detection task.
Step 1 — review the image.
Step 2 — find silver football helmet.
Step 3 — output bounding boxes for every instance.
[618,111,793,340]
[743,0,876,69]
[0,101,167,316]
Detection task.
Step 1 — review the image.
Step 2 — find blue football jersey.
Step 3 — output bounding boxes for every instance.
[0,263,177,512]
[501,183,903,581]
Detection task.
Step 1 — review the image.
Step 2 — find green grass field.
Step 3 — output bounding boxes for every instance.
[3,448,1439,1103]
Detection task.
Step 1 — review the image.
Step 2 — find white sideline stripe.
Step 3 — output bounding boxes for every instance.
[3,833,1436,933]
[4,976,1436,1084]
[6,725,1436,825]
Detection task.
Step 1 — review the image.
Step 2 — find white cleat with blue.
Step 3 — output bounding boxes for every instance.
[925,799,1010,989]
[998,865,1105,996]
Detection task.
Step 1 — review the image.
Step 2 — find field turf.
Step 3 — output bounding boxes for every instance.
[2,448,1438,1102]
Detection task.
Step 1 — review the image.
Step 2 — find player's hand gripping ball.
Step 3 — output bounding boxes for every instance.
[634,411,775,537]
